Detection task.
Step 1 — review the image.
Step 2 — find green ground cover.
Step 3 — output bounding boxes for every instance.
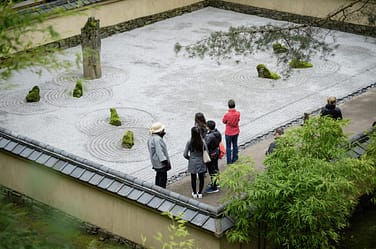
[0,193,132,249]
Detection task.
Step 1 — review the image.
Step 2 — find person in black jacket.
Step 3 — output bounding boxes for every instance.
[205,120,222,193]
[266,127,284,155]
[320,96,343,120]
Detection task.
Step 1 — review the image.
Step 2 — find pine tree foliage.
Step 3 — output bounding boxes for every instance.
[175,0,375,73]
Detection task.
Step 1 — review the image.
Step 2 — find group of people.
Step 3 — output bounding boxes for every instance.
[147,95,344,197]
[147,99,241,199]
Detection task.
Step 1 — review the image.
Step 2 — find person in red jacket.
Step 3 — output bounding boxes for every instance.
[222,99,240,164]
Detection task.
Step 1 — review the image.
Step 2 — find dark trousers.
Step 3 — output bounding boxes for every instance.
[206,158,219,189]
[155,171,167,188]
[225,134,239,164]
[191,172,205,194]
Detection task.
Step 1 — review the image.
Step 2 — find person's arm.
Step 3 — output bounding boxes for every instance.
[222,114,228,124]
[183,141,190,160]
[154,138,167,162]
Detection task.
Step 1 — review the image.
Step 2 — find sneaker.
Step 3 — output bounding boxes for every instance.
[191,192,197,199]
[197,193,203,199]
[205,186,219,194]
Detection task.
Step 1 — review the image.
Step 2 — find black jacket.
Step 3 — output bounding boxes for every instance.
[321,104,343,120]
[205,128,222,157]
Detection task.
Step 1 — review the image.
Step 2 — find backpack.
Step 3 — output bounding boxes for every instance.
[218,142,226,159]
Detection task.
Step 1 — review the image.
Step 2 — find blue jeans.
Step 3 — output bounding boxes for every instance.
[225,134,239,164]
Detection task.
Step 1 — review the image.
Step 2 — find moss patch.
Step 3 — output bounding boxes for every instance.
[25,85,40,102]
[272,42,288,54]
[122,130,134,149]
[289,58,313,68]
[256,64,280,80]
[109,108,121,126]
[73,79,83,98]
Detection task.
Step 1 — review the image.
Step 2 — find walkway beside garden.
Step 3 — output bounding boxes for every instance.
[167,87,376,206]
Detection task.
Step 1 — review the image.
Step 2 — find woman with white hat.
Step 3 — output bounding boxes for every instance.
[147,122,171,188]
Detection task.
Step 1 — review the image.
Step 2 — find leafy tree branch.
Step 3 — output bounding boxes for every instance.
[175,0,375,73]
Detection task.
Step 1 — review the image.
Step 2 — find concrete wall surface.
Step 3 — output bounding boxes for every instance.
[224,0,345,18]
[29,0,203,46]
[24,0,374,47]
[0,151,241,249]
[220,0,373,25]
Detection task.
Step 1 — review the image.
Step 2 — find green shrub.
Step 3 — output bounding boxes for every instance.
[25,85,40,102]
[289,58,313,68]
[73,79,83,98]
[256,64,280,80]
[109,108,121,126]
[221,116,376,248]
[122,130,134,149]
[272,42,288,54]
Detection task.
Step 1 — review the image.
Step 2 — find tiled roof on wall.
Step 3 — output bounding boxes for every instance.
[0,126,373,236]
[0,127,232,236]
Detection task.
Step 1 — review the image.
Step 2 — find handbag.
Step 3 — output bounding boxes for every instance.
[202,140,211,163]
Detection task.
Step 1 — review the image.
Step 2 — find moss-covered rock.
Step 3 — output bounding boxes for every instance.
[256,64,280,80]
[109,108,121,126]
[272,42,288,54]
[26,86,40,102]
[122,130,134,149]
[73,79,83,98]
[289,59,313,68]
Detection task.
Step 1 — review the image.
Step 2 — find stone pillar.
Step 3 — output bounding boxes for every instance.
[81,17,101,80]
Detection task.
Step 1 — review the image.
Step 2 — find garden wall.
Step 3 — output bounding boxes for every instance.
[0,127,253,249]
[0,150,244,249]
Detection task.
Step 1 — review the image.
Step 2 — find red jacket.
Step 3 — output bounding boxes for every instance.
[222,108,240,136]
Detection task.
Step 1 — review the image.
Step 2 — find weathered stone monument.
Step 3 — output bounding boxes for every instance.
[81,17,102,80]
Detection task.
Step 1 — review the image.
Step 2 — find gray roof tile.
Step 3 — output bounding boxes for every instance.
[28,150,42,161]
[220,217,235,232]
[53,160,67,171]
[158,200,175,212]
[118,185,133,197]
[0,137,10,148]
[138,192,154,205]
[35,154,51,164]
[147,196,164,209]
[202,217,216,232]
[107,181,123,193]
[98,178,114,189]
[347,150,358,158]
[352,146,365,156]
[191,213,209,227]
[359,141,370,150]
[45,157,59,167]
[20,147,34,158]
[62,163,76,175]
[13,144,26,155]
[80,170,95,182]
[70,167,85,178]
[170,205,186,217]
[88,174,104,185]
[4,141,18,151]
[128,189,143,200]
[182,209,198,221]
